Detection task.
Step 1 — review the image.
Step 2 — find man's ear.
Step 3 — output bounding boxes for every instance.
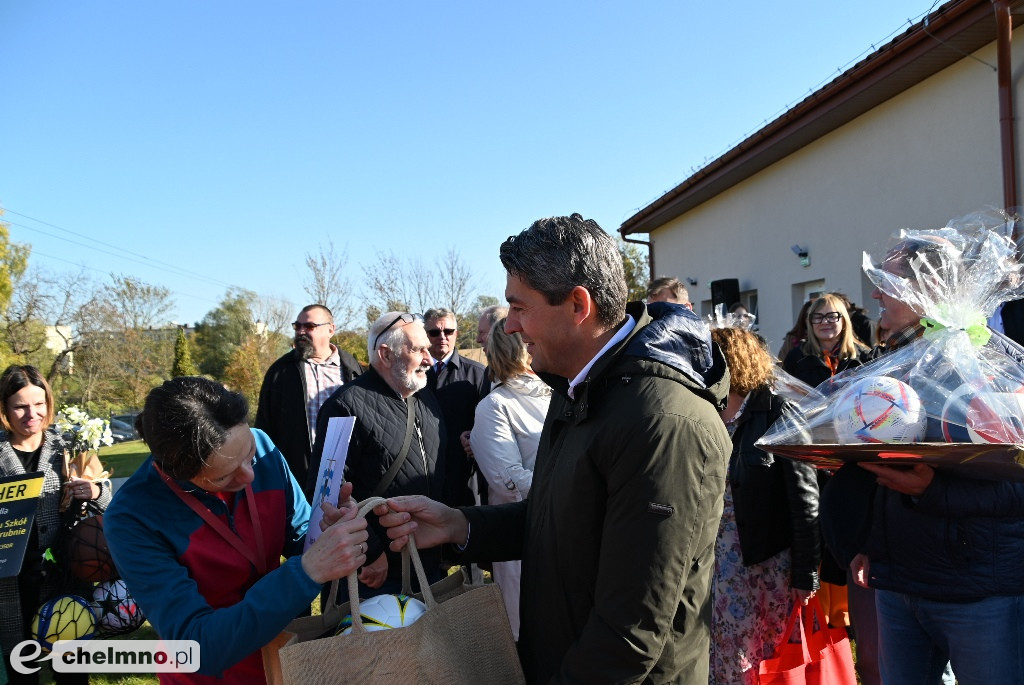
[567,285,595,326]
[376,345,392,369]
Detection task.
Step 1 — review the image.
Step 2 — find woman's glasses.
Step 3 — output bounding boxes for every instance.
[810,312,842,324]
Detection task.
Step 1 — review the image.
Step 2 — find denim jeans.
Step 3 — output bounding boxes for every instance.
[876,589,1024,685]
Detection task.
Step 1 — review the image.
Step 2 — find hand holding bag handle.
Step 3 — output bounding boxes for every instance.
[342,496,437,632]
[277,496,526,685]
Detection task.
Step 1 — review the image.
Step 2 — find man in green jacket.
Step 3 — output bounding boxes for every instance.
[376,213,731,684]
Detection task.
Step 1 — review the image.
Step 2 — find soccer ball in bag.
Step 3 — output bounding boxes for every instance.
[940,383,1024,444]
[335,594,427,635]
[32,595,97,651]
[91,578,145,635]
[832,376,927,444]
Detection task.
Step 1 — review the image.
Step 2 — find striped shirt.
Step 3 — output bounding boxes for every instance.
[302,345,344,447]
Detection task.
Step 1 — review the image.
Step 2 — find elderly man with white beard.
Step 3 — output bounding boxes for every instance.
[306,312,451,602]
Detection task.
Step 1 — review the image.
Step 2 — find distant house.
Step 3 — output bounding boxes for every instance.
[620,0,1024,350]
[45,325,73,372]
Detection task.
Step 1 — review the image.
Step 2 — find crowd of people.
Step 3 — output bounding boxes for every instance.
[3,213,1023,685]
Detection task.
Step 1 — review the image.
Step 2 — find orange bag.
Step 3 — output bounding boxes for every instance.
[757,597,856,685]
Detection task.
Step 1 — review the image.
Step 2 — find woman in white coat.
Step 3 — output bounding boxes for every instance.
[469,317,551,640]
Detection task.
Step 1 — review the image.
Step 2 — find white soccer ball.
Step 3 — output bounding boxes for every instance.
[91,579,145,635]
[335,594,427,635]
[832,376,927,444]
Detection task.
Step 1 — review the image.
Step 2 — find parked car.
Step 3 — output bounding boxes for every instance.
[108,418,137,443]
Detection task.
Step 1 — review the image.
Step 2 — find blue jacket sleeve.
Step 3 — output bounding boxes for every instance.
[105,472,321,676]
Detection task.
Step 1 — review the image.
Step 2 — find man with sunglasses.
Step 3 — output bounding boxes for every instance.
[423,307,489,508]
[255,304,362,490]
[308,311,449,598]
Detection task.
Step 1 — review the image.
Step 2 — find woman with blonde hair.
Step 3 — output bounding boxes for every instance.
[781,293,872,654]
[783,293,871,388]
[469,317,551,640]
[709,327,820,684]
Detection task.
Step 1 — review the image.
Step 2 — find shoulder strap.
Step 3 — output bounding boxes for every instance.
[372,395,417,497]
[154,462,267,575]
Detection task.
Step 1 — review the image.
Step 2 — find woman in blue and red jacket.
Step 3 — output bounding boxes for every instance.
[105,377,369,684]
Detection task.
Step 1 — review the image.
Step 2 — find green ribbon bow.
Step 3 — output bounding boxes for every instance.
[920,315,991,347]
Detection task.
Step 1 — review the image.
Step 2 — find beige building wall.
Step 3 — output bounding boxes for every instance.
[650,40,1023,351]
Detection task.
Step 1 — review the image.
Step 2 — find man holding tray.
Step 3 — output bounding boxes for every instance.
[822,233,1024,685]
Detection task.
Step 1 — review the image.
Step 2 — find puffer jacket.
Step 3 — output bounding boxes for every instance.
[729,387,820,591]
[461,301,732,685]
[307,366,448,582]
[822,329,1024,599]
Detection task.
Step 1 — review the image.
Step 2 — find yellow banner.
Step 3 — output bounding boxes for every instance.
[0,475,44,502]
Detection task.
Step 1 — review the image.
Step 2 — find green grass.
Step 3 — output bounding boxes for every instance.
[98,440,150,479]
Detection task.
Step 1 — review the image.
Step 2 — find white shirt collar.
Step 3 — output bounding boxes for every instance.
[431,350,455,366]
[568,315,636,399]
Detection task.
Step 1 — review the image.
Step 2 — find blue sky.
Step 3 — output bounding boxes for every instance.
[1,1,943,327]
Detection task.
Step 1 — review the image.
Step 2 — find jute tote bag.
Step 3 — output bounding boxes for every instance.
[273,496,525,685]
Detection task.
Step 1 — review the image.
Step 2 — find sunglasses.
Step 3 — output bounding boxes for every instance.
[373,313,423,349]
[426,328,456,338]
[292,321,331,332]
[810,312,842,324]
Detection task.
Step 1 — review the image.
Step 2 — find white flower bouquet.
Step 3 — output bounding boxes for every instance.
[56,405,113,502]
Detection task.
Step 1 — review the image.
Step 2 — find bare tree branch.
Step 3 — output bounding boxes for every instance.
[302,240,356,329]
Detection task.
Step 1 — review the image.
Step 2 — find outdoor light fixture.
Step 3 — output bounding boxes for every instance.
[791,244,810,268]
[686,278,698,286]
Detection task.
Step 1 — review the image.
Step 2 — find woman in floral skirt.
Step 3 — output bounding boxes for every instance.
[708,328,820,684]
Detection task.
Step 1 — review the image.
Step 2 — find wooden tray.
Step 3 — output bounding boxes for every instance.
[763,442,1024,481]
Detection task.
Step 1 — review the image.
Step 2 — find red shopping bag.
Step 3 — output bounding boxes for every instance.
[757,597,856,685]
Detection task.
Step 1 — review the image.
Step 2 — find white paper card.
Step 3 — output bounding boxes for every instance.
[304,416,356,552]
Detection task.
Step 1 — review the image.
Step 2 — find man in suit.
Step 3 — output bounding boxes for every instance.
[423,307,489,507]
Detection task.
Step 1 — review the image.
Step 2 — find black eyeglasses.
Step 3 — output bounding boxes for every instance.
[373,313,423,349]
[810,312,842,324]
[292,321,331,332]
[426,328,456,338]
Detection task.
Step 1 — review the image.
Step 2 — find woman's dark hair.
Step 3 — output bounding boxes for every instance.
[0,365,55,432]
[136,376,249,480]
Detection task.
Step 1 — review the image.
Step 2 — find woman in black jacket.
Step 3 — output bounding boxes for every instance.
[782,293,871,388]
[781,293,872,632]
[709,327,820,684]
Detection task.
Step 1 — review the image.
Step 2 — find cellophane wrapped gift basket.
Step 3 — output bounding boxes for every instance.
[757,212,1024,481]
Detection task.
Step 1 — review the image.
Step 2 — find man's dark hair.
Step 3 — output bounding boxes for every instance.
[500,213,627,328]
[136,376,249,480]
[299,304,333,321]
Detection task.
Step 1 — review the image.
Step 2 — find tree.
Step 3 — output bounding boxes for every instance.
[222,333,280,424]
[71,275,175,411]
[302,240,356,330]
[361,251,423,316]
[435,248,475,315]
[0,209,30,316]
[171,327,198,377]
[361,247,478,317]
[193,288,258,379]
[618,238,650,303]
[251,295,295,340]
